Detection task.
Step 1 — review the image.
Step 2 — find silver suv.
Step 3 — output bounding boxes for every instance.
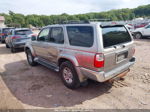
[25,22,136,89]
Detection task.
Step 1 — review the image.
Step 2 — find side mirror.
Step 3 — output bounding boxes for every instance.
[31,35,37,41]
[29,34,37,41]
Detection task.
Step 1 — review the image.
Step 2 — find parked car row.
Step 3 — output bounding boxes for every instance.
[0,27,15,43]
[0,21,136,89]
[133,23,150,39]
[0,28,34,53]
[125,23,150,39]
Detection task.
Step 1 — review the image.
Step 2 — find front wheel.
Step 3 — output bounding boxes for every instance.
[60,61,80,89]
[6,43,9,48]
[26,49,37,66]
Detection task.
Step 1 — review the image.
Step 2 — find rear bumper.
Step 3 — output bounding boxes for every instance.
[13,43,26,48]
[78,57,136,82]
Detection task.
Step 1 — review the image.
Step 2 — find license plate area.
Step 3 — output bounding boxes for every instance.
[116,51,128,63]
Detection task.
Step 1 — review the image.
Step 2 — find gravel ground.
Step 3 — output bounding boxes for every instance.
[0,39,150,109]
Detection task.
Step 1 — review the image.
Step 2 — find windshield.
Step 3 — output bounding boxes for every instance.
[145,24,150,28]
[15,30,32,35]
[102,26,132,48]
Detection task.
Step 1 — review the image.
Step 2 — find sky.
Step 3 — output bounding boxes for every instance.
[0,0,149,15]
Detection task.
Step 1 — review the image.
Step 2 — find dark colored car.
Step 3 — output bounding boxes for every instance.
[0,27,15,43]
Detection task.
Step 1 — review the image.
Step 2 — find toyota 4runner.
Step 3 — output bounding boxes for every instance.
[25,21,136,89]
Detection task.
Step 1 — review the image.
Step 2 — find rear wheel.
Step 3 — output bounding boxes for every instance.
[60,61,80,89]
[135,32,142,39]
[26,49,37,66]
[1,40,5,43]
[11,46,16,53]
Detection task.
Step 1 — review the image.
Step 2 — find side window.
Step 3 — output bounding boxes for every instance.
[49,27,64,44]
[9,30,13,35]
[37,28,50,41]
[67,26,94,47]
[146,25,150,29]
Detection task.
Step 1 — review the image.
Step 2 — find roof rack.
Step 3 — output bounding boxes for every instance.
[61,19,112,24]
[62,20,90,24]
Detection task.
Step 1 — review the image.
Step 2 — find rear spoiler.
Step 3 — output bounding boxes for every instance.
[100,24,125,28]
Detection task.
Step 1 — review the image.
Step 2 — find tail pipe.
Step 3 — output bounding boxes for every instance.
[109,69,130,82]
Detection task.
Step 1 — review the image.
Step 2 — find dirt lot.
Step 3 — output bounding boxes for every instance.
[0,39,150,109]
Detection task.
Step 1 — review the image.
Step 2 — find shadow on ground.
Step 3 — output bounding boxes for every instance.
[0,45,24,55]
[1,60,113,108]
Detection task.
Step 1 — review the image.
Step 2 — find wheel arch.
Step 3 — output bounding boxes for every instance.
[58,55,79,67]
[58,55,87,83]
[24,46,36,56]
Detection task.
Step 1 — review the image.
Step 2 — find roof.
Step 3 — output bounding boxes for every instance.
[0,16,5,21]
[14,28,31,31]
[45,22,101,28]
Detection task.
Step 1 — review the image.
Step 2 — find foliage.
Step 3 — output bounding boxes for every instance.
[0,4,150,27]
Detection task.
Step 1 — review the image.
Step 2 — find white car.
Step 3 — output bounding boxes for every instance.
[133,23,150,39]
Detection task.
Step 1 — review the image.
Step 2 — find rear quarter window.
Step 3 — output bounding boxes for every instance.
[102,26,131,48]
[15,30,32,35]
[67,26,94,47]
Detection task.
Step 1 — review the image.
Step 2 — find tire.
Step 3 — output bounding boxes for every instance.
[11,46,16,53]
[6,44,9,48]
[60,61,80,89]
[1,40,5,43]
[26,49,37,66]
[135,32,142,39]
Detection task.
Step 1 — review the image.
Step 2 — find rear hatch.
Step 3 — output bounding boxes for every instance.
[101,25,134,73]
[14,30,33,43]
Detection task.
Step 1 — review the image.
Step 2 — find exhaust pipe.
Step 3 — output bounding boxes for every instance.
[109,69,130,82]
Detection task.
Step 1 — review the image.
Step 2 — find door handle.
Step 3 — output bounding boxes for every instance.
[122,45,126,48]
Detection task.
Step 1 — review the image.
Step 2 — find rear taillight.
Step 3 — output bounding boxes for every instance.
[11,36,21,39]
[94,53,104,68]
[0,33,4,36]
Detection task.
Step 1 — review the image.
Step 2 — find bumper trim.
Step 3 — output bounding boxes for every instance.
[78,57,135,82]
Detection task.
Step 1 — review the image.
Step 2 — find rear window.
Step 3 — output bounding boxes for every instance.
[67,26,94,47]
[102,26,131,48]
[15,30,32,35]
[3,28,12,33]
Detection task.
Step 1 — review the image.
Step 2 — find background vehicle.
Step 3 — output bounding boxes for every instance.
[25,22,135,89]
[0,28,1,41]
[0,27,15,43]
[134,23,148,29]
[125,24,135,36]
[133,23,150,39]
[5,28,33,53]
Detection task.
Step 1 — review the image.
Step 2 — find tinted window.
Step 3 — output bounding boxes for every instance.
[102,26,131,48]
[3,28,11,34]
[15,30,32,35]
[38,28,50,41]
[8,30,13,35]
[146,25,150,28]
[67,26,94,47]
[49,27,64,44]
